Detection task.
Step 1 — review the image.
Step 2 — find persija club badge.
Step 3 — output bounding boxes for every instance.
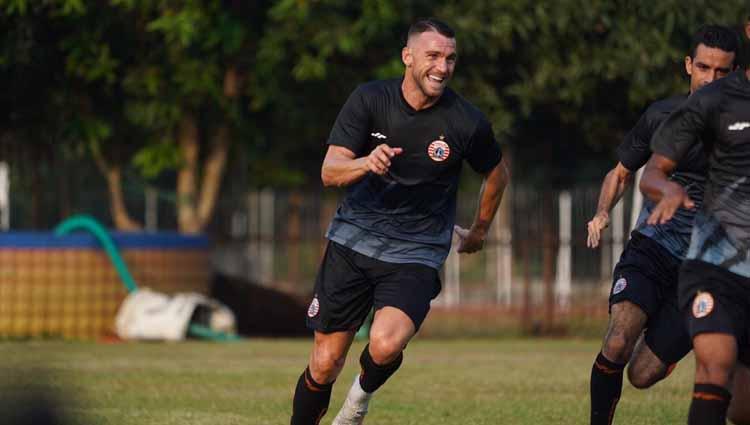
[427,135,450,162]
[692,292,714,318]
[307,296,320,318]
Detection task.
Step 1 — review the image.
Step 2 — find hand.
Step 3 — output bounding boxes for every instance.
[647,183,695,225]
[586,212,610,248]
[365,144,403,175]
[454,225,486,254]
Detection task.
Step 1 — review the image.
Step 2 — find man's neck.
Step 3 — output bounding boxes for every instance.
[401,77,440,111]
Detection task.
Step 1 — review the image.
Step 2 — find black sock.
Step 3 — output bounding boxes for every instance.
[688,383,731,425]
[359,344,403,393]
[290,367,334,425]
[590,352,625,425]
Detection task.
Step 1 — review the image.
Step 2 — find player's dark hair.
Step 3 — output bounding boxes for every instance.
[407,18,455,41]
[690,25,740,62]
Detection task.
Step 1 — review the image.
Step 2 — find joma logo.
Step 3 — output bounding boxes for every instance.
[728,122,750,131]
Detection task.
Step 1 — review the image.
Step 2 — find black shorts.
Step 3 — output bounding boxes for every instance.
[679,260,750,360]
[609,233,691,364]
[306,241,441,333]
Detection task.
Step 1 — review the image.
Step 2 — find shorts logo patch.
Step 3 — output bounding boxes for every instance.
[612,277,627,295]
[427,136,450,162]
[307,297,320,318]
[692,292,715,319]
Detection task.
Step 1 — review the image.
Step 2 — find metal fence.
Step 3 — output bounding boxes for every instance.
[0,146,641,335]
[208,183,641,335]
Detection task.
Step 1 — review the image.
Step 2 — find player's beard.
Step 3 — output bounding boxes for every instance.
[413,67,449,99]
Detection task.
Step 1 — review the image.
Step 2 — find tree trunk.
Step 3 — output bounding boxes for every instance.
[106,166,142,231]
[92,148,141,231]
[178,67,238,234]
[196,125,230,228]
[177,113,201,234]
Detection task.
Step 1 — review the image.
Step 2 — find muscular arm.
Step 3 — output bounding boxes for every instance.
[321,144,403,187]
[454,157,510,253]
[586,162,634,248]
[640,154,694,225]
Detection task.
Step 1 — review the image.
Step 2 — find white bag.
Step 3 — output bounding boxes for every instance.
[115,287,236,341]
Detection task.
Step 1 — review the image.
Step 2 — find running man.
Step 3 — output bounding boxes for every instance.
[290,18,510,425]
[642,57,750,425]
[587,25,739,425]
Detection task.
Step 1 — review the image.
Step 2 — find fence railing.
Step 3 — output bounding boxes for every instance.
[0,148,644,335]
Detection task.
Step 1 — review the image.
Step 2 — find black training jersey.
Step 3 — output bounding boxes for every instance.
[651,70,750,277]
[325,79,503,269]
[618,94,708,259]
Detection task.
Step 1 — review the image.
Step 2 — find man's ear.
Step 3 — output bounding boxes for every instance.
[685,55,693,77]
[402,46,412,67]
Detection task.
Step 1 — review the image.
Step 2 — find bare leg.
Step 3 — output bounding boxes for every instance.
[590,301,648,425]
[309,330,356,384]
[627,335,672,389]
[291,330,355,425]
[688,333,737,425]
[332,307,416,425]
[601,301,648,363]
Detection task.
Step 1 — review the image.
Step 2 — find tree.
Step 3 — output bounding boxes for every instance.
[2,0,270,233]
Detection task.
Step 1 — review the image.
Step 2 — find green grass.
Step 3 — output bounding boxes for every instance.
[0,338,694,424]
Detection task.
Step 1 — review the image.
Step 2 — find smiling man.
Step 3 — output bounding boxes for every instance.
[289,18,510,425]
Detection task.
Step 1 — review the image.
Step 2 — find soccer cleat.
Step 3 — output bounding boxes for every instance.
[331,375,372,425]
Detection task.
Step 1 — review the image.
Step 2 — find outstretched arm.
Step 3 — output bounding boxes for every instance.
[454,157,510,254]
[586,162,634,248]
[640,154,694,225]
[321,144,403,187]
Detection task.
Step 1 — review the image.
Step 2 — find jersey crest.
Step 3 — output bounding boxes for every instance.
[427,135,450,162]
[307,296,320,318]
[612,277,627,295]
[692,292,714,318]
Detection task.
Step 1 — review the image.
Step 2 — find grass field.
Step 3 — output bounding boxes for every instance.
[0,338,695,424]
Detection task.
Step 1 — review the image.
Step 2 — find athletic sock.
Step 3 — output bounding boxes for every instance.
[590,351,626,425]
[688,383,731,425]
[290,367,334,425]
[358,344,403,393]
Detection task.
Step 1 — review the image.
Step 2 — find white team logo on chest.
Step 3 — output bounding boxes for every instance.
[427,135,450,162]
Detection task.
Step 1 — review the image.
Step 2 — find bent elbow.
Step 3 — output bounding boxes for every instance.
[320,164,339,187]
[321,169,334,187]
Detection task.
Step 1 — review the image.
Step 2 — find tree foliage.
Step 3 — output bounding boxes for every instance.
[1,0,748,230]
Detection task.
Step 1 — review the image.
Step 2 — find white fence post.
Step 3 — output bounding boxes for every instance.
[259,188,275,285]
[612,200,624,271]
[247,190,260,283]
[0,162,8,230]
[441,242,460,306]
[630,167,644,232]
[555,191,572,310]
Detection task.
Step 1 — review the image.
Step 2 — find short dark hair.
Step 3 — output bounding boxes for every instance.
[690,25,740,62]
[407,18,455,41]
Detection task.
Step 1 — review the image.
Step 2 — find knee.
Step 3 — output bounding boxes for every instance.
[310,347,347,383]
[368,332,406,365]
[695,358,733,387]
[626,366,659,389]
[602,332,635,364]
